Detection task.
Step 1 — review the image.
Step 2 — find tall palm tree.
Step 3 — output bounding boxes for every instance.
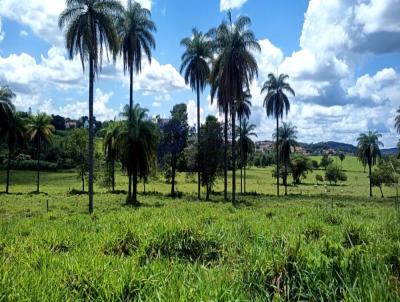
[237,119,257,193]
[180,28,213,200]
[395,107,400,134]
[103,121,121,193]
[118,0,156,198]
[273,122,298,196]
[236,89,252,193]
[117,104,159,205]
[357,131,383,197]
[1,110,26,193]
[209,13,260,206]
[59,0,123,214]
[26,114,54,193]
[261,73,295,197]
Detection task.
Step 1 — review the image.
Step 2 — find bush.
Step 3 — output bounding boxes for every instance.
[315,174,324,184]
[325,164,347,185]
[4,159,58,171]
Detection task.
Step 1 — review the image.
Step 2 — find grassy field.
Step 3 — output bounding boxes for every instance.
[1,156,400,300]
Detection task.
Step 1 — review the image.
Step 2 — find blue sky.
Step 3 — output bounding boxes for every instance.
[0,0,400,147]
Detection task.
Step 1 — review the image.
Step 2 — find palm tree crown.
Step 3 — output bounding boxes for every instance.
[274,122,298,163]
[118,0,156,75]
[0,86,16,125]
[26,113,55,146]
[58,0,123,72]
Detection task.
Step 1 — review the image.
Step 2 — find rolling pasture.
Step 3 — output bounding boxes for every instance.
[1,156,400,301]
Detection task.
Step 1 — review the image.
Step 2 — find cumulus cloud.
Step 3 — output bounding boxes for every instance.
[0,18,5,43]
[187,99,204,127]
[220,0,247,11]
[19,30,28,37]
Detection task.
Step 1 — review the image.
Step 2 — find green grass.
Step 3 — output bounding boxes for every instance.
[0,156,400,300]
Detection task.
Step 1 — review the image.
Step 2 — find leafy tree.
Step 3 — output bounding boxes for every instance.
[371,157,398,198]
[209,12,260,205]
[338,152,345,168]
[261,73,295,197]
[274,122,298,195]
[315,174,324,185]
[59,0,123,213]
[237,119,257,193]
[117,105,159,205]
[180,28,213,200]
[63,128,88,192]
[1,110,26,193]
[311,159,319,169]
[199,116,223,200]
[325,164,347,185]
[26,113,55,193]
[236,89,252,193]
[103,121,121,193]
[320,154,333,170]
[290,153,312,184]
[51,115,66,131]
[357,131,383,197]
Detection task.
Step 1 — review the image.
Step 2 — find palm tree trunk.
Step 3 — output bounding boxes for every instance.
[112,159,115,193]
[284,160,288,196]
[369,162,372,197]
[81,168,85,192]
[224,109,228,202]
[232,106,236,206]
[127,172,132,204]
[133,168,138,205]
[240,117,243,194]
[276,117,280,197]
[88,55,94,214]
[244,157,247,193]
[171,155,176,197]
[6,147,11,194]
[37,137,41,193]
[128,66,134,204]
[196,83,201,200]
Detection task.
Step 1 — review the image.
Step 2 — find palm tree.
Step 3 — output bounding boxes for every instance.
[180,28,213,200]
[357,131,383,197]
[209,13,260,206]
[237,119,257,193]
[118,0,156,198]
[1,110,26,193]
[59,0,123,214]
[236,89,252,193]
[103,121,121,193]
[0,86,15,128]
[261,73,295,197]
[273,122,298,196]
[117,104,159,205]
[26,114,54,193]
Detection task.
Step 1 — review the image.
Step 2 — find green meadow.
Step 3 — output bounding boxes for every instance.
[1,156,400,301]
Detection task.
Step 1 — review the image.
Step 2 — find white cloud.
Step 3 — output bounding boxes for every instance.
[152,101,161,107]
[135,0,152,10]
[19,30,28,37]
[0,18,5,43]
[187,99,204,127]
[220,0,247,11]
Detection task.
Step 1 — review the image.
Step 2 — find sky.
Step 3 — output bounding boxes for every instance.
[0,0,400,147]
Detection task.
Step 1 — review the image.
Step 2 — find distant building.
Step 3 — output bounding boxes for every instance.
[255,140,274,152]
[65,119,78,129]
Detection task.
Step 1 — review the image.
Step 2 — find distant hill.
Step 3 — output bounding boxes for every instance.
[256,140,399,156]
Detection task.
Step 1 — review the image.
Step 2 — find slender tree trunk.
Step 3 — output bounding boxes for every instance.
[133,168,138,205]
[127,66,134,204]
[196,84,201,200]
[127,172,132,204]
[143,179,146,194]
[244,157,247,193]
[379,185,384,198]
[37,138,41,193]
[6,147,11,194]
[240,117,243,194]
[232,106,236,206]
[112,158,115,193]
[206,183,210,201]
[284,160,288,196]
[171,156,176,197]
[369,162,372,197]
[88,56,94,214]
[224,109,228,202]
[276,117,280,197]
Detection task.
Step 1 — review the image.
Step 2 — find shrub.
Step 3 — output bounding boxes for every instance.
[315,174,324,184]
[325,164,347,185]
[142,228,221,265]
[4,159,58,171]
